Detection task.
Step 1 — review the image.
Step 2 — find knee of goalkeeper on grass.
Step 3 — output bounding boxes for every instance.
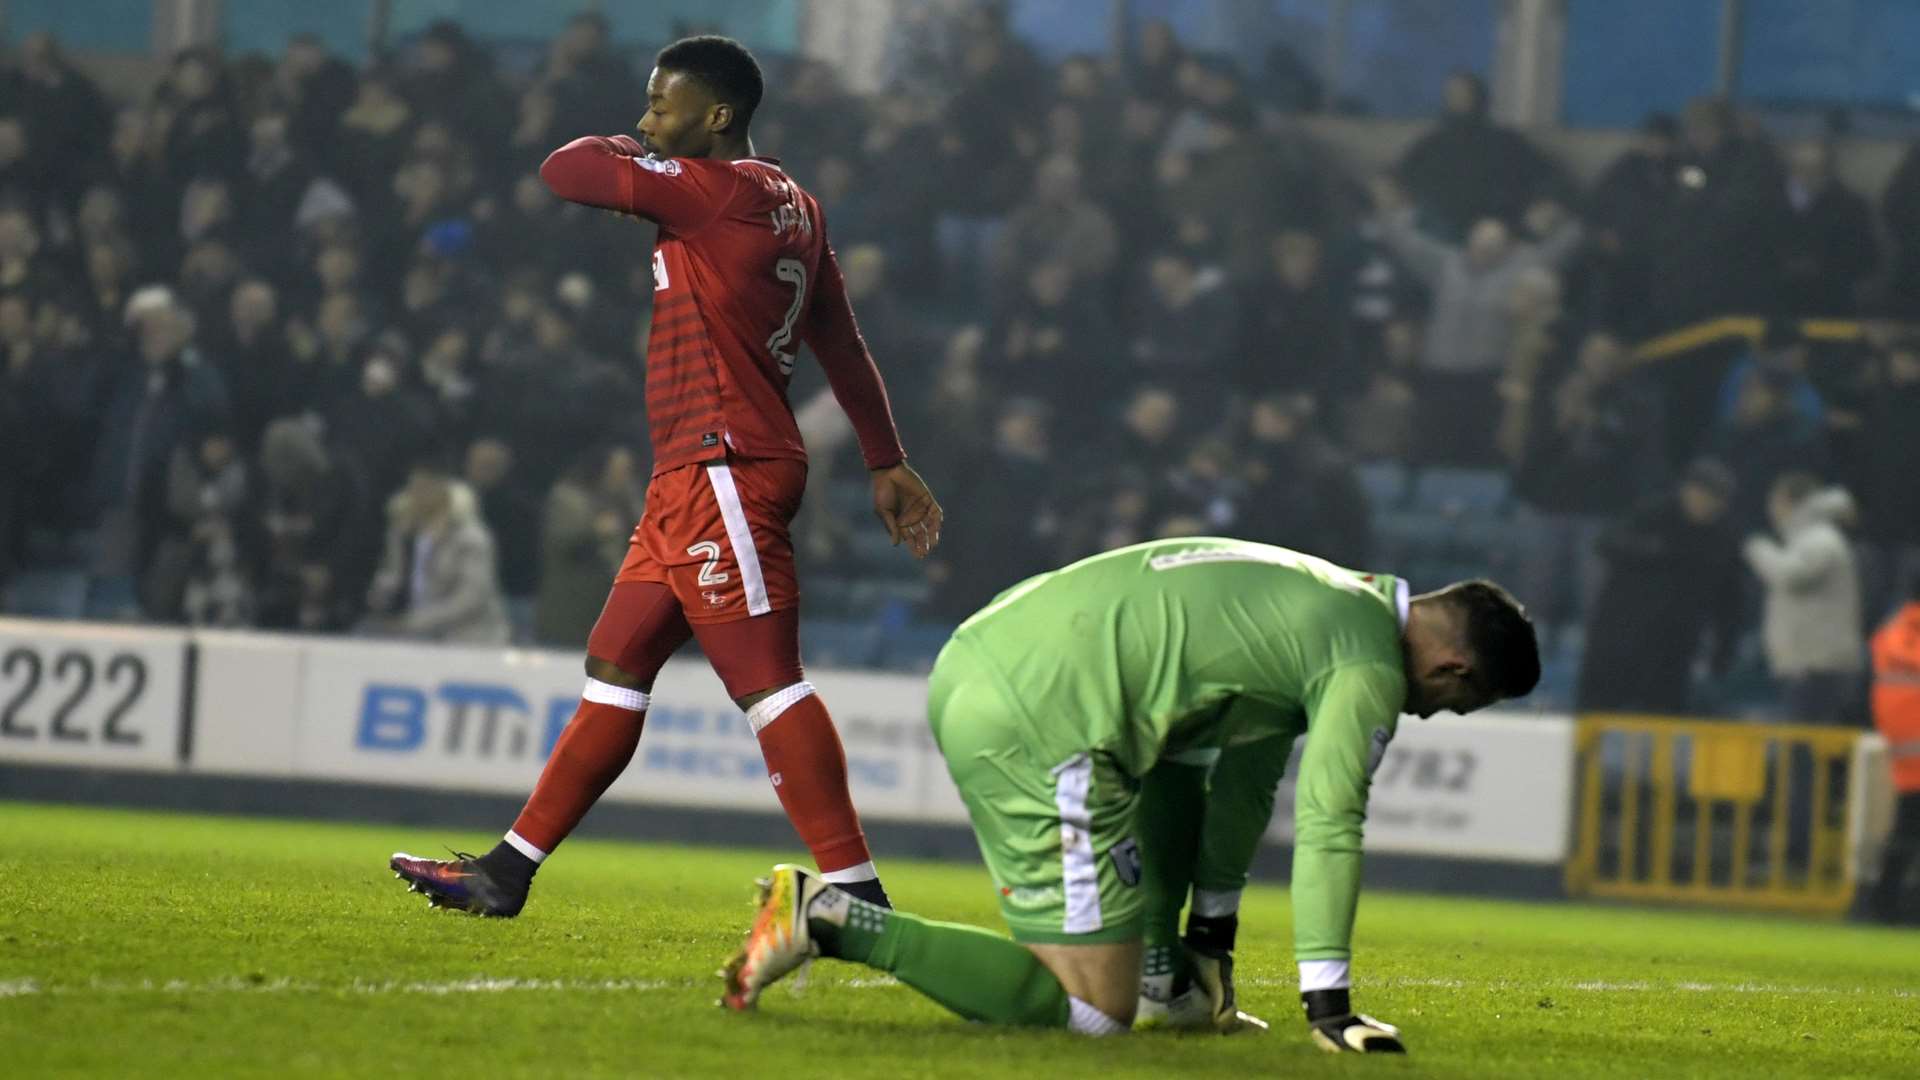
[719,539,1539,1049]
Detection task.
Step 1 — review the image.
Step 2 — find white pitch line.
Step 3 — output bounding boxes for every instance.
[2,974,1910,1000]
[0,977,678,998]
[1240,976,1915,997]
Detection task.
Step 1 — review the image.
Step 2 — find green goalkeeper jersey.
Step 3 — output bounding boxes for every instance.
[944,536,1409,960]
[948,537,1407,775]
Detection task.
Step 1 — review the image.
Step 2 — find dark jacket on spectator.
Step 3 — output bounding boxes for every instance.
[1579,493,1745,713]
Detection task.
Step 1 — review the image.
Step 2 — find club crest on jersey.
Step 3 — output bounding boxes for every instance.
[1367,726,1394,776]
[636,156,683,176]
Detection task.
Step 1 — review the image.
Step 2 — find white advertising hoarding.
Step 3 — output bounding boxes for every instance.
[283,637,967,824]
[0,618,188,772]
[1267,711,1576,863]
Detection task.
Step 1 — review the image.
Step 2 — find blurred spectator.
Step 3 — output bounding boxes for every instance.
[0,203,75,309]
[992,260,1112,426]
[1127,249,1238,385]
[1778,139,1876,317]
[1130,19,1185,100]
[1714,321,1825,435]
[335,68,414,222]
[1161,437,1245,537]
[325,329,437,501]
[10,32,112,198]
[465,436,541,637]
[1370,180,1580,464]
[362,454,510,644]
[237,104,324,266]
[536,12,642,146]
[90,287,231,611]
[276,34,358,168]
[153,48,244,190]
[210,277,293,452]
[1856,343,1920,615]
[1867,584,1920,922]
[149,428,254,625]
[1514,333,1665,517]
[1577,460,1745,714]
[254,417,373,631]
[1395,72,1557,241]
[924,396,1059,620]
[994,153,1119,296]
[1883,138,1920,318]
[1711,365,1828,533]
[1646,97,1789,333]
[1238,394,1372,562]
[535,444,643,646]
[1587,113,1679,337]
[1743,473,1865,724]
[400,21,512,168]
[1241,229,1352,404]
[1341,318,1421,462]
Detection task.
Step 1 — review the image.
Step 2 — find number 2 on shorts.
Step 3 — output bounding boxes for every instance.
[687,540,730,586]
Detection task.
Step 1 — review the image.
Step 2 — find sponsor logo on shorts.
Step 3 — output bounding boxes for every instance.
[701,590,728,609]
[1109,838,1142,887]
[999,885,1063,909]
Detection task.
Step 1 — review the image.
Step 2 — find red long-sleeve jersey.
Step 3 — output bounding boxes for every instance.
[539,135,906,476]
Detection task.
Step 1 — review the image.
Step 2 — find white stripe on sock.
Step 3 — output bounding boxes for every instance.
[1067,995,1128,1036]
[1192,888,1242,918]
[503,830,548,864]
[819,860,877,884]
[704,463,771,616]
[1300,959,1351,992]
[581,678,649,712]
[1052,753,1101,934]
[745,681,816,734]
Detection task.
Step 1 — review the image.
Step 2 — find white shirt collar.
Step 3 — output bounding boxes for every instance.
[1395,579,1410,629]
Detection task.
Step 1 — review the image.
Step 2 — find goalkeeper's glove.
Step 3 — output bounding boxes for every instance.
[1303,987,1406,1053]
[1181,913,1268,1034]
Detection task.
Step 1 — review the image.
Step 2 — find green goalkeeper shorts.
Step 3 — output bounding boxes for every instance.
[927,641,1145,945]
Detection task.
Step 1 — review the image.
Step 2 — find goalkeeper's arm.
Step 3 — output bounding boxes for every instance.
[1290,662,1407,1052]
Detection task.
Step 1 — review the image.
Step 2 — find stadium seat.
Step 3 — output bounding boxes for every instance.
[1411,467,1512,516]
[1356,461,1410,510]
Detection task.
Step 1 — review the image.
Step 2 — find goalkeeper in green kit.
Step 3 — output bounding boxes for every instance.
[721,538,1538,1053]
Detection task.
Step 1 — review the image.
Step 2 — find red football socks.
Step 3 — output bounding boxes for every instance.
[748,686,875,878]
[508,689,648,855]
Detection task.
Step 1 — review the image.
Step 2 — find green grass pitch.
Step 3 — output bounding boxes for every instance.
[1,801,1915,1079]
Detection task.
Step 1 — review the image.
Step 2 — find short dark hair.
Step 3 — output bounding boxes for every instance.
[656,35,764,129]
[1441,580,1539,699]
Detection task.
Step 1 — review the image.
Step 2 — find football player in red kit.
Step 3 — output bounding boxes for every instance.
[390,36,941,914]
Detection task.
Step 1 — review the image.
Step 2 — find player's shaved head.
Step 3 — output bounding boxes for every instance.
[1436,580,1540,700]
[1403,579,1538,717]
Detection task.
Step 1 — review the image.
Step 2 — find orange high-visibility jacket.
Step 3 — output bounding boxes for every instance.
[1871,601,1920,793]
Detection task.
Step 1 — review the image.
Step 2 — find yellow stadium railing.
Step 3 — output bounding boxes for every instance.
[1565,715,1864,916]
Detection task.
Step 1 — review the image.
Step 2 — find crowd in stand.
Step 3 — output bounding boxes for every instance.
[3,7,1919,721]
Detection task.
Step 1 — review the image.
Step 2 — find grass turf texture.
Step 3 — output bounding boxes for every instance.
[1,802,1915,1079]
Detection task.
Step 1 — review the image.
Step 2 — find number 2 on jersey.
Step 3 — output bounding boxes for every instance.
[767,257,807,375]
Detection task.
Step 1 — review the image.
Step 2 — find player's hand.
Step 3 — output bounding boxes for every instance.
[870,463,942,559]
[1303,989,1405,1053]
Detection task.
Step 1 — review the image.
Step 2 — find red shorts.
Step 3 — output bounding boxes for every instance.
[614,456,806,624]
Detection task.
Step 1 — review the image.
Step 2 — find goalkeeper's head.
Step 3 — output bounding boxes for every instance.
[640,35,765,160]
[1401,580,1539,719]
